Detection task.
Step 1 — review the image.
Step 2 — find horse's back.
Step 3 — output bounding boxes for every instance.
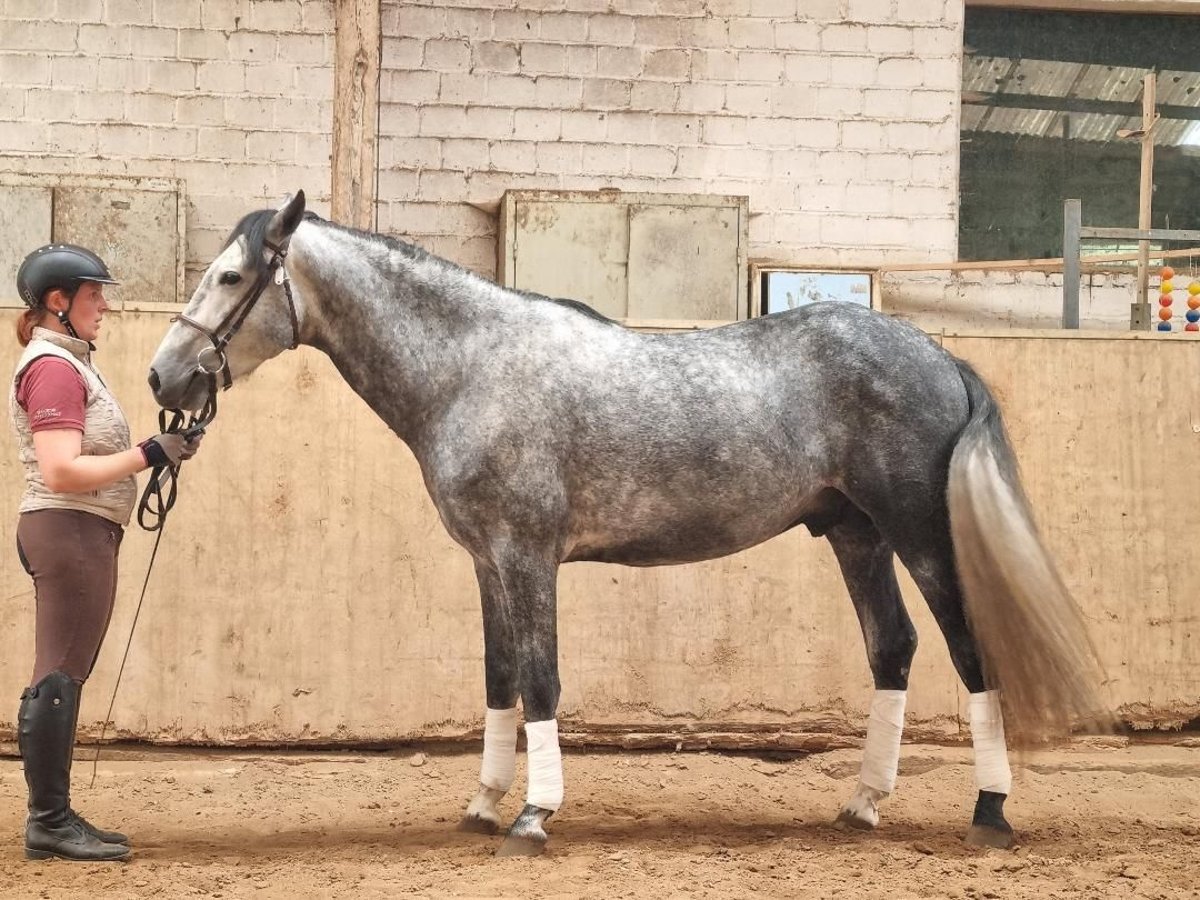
[549,301,968,458]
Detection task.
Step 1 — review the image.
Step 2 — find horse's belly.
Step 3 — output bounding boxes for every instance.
[564,505,803,566]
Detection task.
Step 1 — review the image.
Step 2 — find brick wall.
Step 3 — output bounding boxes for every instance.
[377,0,964,278]
[0,0,334,293]
[4,0,1131,331]
[885,269,1140,331]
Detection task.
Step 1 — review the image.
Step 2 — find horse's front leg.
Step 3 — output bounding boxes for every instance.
[494,552,561,857]
[459,563,520,835]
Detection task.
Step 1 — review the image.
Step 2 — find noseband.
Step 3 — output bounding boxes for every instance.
[172,238,300,390]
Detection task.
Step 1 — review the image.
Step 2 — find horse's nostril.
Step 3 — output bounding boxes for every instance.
[148,368,161,393]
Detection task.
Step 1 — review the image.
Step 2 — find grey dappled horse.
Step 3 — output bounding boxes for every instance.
[148,192,1107,856]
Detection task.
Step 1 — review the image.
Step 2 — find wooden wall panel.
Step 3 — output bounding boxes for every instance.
[0,315,1194,745]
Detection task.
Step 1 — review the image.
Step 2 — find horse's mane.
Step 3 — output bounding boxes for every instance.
[225,209,618,326]
[526,293,618,325]
[224,207,326,278]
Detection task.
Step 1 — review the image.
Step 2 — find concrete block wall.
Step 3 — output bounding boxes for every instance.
[886,270,1140,331]
[378,0,965,279]
[0,0,334,294]
[1,1,1149,326]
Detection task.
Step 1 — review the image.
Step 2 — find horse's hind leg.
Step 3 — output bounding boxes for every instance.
[459,562,520,835]
[825,507,917,831]
[892,532,1014,849]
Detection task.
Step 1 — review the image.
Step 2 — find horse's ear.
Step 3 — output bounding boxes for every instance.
[267,190,307,248]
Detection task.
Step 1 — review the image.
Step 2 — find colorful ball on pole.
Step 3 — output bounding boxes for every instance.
[1150,268,1200,334]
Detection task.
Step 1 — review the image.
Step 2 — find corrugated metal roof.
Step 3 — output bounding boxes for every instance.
[961,8,1200,149]
[962,55,1200,147]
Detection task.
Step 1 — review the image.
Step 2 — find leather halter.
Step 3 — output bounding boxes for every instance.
[171,238,300,390]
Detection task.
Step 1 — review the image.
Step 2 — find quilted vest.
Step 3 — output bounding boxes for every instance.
[9,328,137,526]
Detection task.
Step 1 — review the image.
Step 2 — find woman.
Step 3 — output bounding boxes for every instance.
[10,244,201,862]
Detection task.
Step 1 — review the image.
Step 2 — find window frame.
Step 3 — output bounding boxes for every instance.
[750,264,880,319]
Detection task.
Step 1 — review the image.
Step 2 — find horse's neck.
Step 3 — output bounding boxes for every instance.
[292,226,495,445]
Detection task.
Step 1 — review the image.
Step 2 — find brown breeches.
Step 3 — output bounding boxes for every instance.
[16,509,122,686]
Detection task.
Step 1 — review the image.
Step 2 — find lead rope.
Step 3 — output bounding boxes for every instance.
[89,383,217,787]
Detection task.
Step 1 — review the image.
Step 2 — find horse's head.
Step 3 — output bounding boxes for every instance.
[148,191,308,411]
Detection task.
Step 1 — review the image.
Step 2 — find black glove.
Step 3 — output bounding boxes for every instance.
[139,433,201,468]
[180,430,204,460]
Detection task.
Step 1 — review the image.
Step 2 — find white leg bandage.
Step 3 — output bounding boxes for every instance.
[525,718,563,812]
[859,689,907,794]
[968,690,1012,794]
[479,706,519,793]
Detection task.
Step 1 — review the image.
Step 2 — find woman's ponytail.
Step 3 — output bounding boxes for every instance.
[15,307,41,347]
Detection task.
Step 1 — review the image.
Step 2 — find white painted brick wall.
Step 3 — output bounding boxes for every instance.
[886,270,1136,331]
[0,1,334,293]
[379,0,965,278]
[3,0,1003,320]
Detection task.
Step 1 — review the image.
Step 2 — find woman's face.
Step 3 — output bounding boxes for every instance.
[47,281,110,343]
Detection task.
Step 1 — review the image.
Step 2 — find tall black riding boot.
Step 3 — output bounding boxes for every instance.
[66,682,129,846]
[17,671,129,861]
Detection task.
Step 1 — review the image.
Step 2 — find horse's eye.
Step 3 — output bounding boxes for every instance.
[219,271,242,286]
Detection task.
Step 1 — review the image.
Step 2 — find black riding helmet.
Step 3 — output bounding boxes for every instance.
[16,243,119,309]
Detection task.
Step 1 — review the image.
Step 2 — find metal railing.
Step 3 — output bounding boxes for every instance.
[1062,199,1200,330]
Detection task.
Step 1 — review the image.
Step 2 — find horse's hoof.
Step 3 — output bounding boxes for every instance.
[461,784,506,835]
[457,813,500,835]
[965,824,1014,849]
[496,832,547,857]
[834,783,884,831]
[967,790,1013,848]
[834,807,878,831]
[496,803,552,857]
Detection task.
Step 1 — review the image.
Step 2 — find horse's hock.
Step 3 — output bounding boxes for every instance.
[0,315,1196,747]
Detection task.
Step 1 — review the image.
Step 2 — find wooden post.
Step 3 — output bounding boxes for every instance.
[1132,73,1156,330]
[331,0,380,231]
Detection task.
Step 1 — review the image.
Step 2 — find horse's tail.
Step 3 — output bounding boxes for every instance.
[947,359,1110,746]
